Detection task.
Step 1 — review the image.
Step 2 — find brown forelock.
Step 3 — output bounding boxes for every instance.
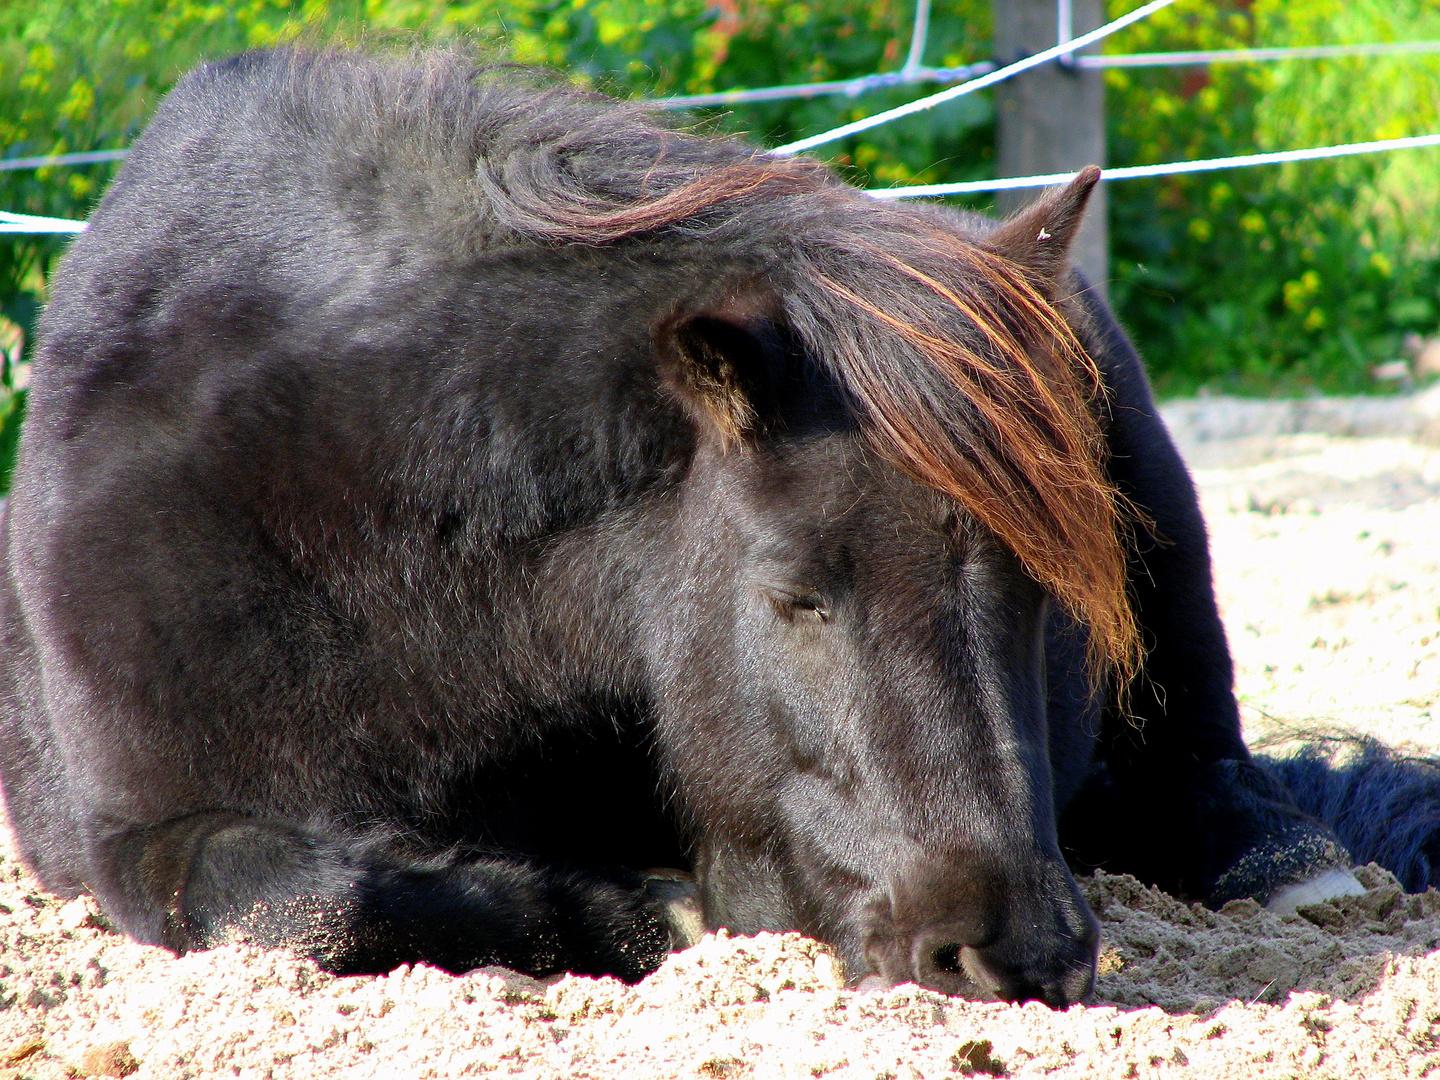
[473,128,1138,683]
[790,228,1139,686]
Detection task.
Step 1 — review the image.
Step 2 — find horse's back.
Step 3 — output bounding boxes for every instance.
[2,50,705,886]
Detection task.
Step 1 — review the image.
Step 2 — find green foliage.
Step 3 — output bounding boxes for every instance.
[357,0,999,188]
[1106,0,1440,395]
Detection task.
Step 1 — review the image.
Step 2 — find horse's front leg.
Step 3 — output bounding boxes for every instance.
[91,811,674,980]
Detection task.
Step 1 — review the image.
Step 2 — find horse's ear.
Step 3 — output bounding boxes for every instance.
[986,165,1101,291]
[655,288,786,446]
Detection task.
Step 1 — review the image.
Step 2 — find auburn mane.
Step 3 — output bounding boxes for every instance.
[280,50,1140,682]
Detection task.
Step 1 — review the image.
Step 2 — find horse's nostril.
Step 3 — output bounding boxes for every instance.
[931,942,963,974]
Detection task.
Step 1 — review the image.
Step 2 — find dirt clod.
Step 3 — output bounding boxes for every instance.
[951,1038,1006,1074]
[0,1036,41,1066]
[73,1040,138,1078]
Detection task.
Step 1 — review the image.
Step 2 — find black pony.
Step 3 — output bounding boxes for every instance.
[0,49,1365,1007]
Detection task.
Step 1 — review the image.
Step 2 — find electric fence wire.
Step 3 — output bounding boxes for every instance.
[13,129,1440,234]
[769,0,1181,154]
[657,40,1440,108]
[866,131,1440,198]
[0,149,129,172]
[1077,40,1440,68]
[8,0,1440,229]
[0,210,87,234]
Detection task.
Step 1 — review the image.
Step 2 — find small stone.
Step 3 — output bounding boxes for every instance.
[470,966,550,1001]
[812,951,847,989]
[57,898,92,931]
[1096,946,1126,977]
[951,1039,1006,1076]
[1297,902,1346,929]
[75,1040,139,1078]
[1219,898,1262,920]
[1357,883,1404,921]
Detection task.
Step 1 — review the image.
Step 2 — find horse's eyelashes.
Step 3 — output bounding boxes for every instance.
[764,589,830,624]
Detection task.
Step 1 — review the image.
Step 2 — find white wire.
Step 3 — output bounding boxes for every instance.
[0,211,87,233]
[902,0,932,78]
[655,40,1440,109]
[867,131,1440,198]
[1078,40,1440,67]
[656,63,994,109]
[0,149,128,172]
[17,132,1440,233]
[10,133,1440,231]
[769,0,1179,156]
[658,0,946,108]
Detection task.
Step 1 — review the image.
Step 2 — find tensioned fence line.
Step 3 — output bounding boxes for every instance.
[1077,40,1440,69]
[769,0,1181,154]
[0,149,130,172]
[656,61,998,109]
[659,41,1440,110]
[12,131,1440,235]
[0,210,88,234]
[866,131,1440,198]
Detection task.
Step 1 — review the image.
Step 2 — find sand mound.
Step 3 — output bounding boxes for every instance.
[2,844,1440,1079]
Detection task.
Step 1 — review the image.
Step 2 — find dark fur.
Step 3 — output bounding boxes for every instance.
[0,49,1353,1006]
[1259,737,1440,893]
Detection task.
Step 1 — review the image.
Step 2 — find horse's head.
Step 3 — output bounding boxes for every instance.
[644,172,1120,1006]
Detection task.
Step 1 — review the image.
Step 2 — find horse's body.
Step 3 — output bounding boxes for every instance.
[0,50,1353,1007]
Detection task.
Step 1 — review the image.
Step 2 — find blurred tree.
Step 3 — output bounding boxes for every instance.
[1106,0,1440,394]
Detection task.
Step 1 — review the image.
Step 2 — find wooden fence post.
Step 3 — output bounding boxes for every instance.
[994,0,1109,296]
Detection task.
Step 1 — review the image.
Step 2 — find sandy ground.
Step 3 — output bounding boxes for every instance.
[0,402,1437,1079]
[1191,432,1440,754]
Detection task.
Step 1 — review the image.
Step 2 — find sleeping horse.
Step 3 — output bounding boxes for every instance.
[0,49,1373,1008]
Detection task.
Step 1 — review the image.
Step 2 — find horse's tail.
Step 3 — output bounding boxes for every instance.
[1259,734,1440,892]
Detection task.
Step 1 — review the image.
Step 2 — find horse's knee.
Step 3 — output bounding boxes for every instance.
[89,812,672,979]
[91,812,359,956]
[177,818,375,962]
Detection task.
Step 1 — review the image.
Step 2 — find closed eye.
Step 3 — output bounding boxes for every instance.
[764,588,830,624]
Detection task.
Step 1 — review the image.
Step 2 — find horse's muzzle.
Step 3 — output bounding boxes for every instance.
[873,918,1095,1006]
[863,865,1100,1007]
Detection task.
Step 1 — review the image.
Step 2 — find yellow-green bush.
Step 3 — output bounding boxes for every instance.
[1107,0,1440,394]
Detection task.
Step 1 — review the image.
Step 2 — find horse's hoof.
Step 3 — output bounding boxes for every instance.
[642,869,706,950]
[1207,826,1354,908]
[1264,867,1368,914]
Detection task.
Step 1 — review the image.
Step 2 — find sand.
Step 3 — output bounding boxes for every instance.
[1190,432,1440,754]
[0,408,1437,1079]
[4,858,1440,1079]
